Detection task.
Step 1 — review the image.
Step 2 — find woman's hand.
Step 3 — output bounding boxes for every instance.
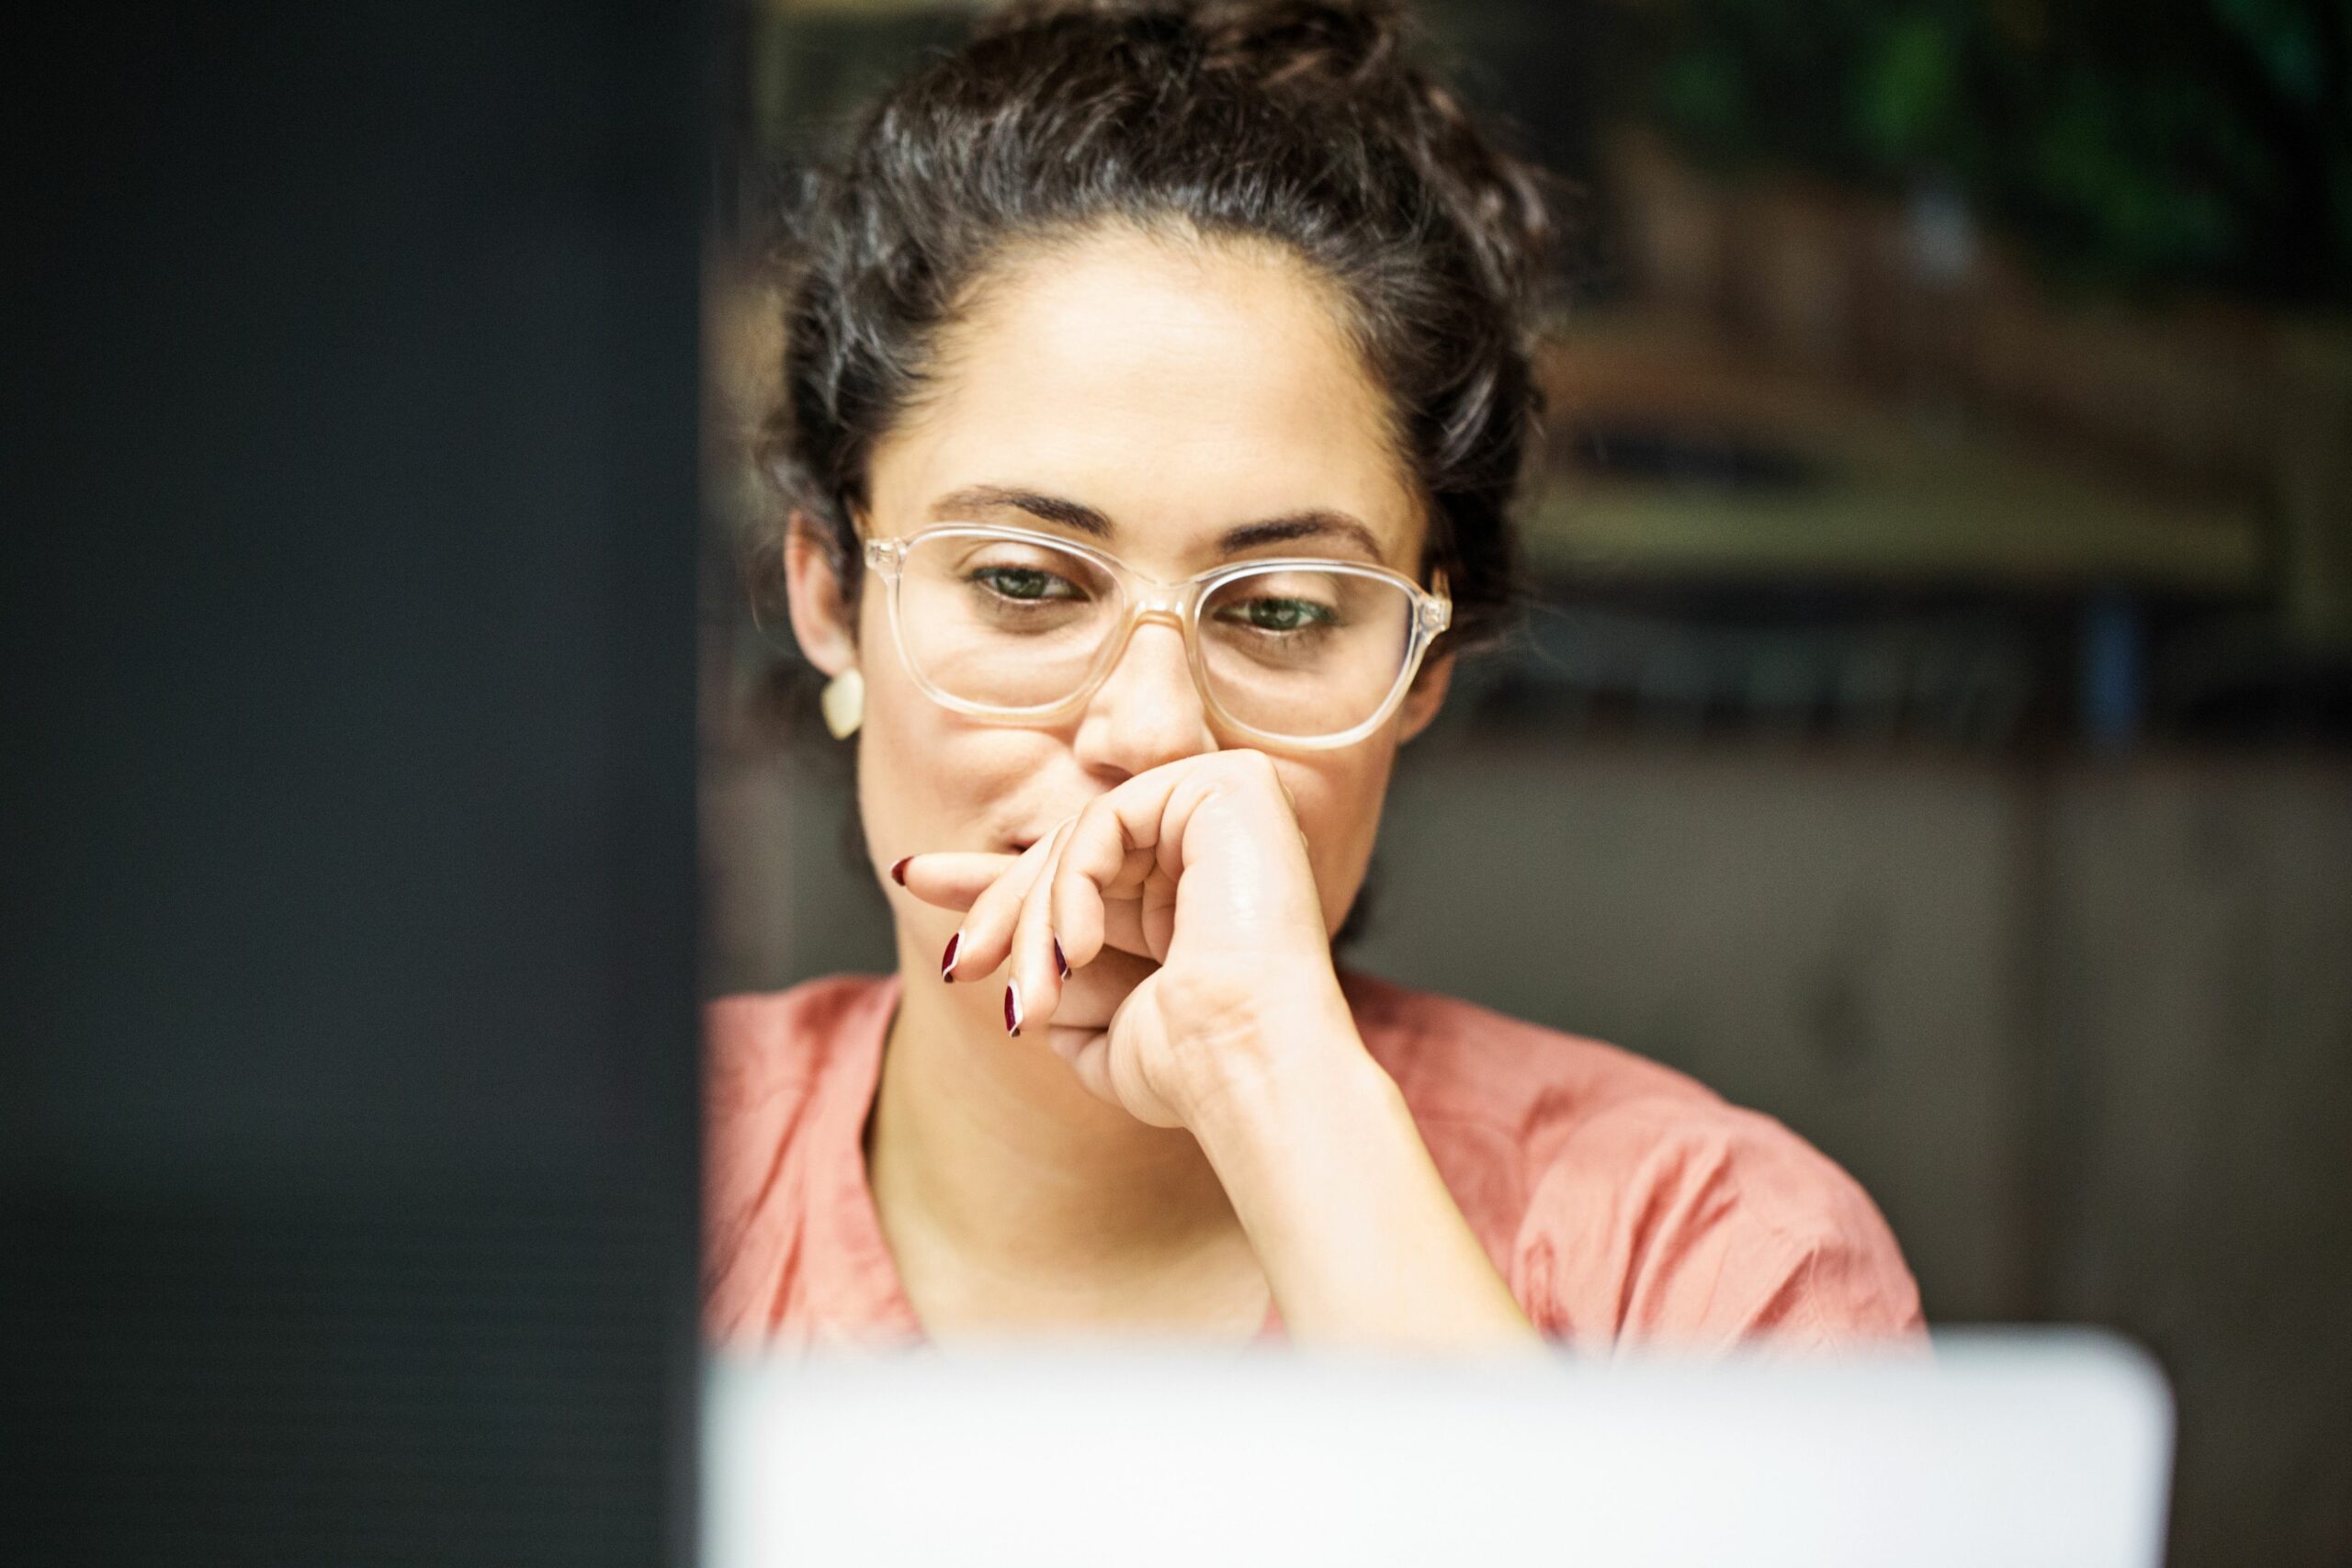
[899,749,1544,1351]
[899,750,1358,1130]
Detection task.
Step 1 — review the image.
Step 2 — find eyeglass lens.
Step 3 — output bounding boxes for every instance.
[893,533,1418,739]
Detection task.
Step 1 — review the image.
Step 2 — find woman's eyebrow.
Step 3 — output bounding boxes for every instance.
[928,484,1390,562]
[930,484,1114,536]
[1217,513,1385,562]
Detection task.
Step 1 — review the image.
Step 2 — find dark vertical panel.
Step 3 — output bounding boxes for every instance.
[3,4,707,1562]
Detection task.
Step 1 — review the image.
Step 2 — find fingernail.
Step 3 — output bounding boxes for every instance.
[940,931,961,982]
[1003,982,1023,1037]
[889,856,910,886]
[1052,935,1069,982]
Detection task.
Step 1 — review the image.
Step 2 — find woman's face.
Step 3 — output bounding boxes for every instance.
[789,224,1452,952]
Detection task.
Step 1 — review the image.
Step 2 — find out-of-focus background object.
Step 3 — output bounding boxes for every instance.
[707,1332,2174,1568]
[705,3,2352,1565]
[8,4,707,1563]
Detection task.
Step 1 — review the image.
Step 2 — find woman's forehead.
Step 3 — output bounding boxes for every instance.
[866,228,1424,572]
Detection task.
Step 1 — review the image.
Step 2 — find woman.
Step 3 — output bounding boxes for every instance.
[708,0,1922,1353]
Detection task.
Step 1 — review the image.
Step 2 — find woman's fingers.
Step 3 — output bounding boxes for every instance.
[1052,752,1288,967]
[1005,818,1078,1036]
[1052,784,1169,951]
[915,750,1306,1007]
[1046,1025,1117,1105]
[937,823,1068,986]
[1097,892,1157,962]
[1046,761,1202,969]
[1047,825,1157,973]
[900,841,1160,967]
[895,851,1020,913]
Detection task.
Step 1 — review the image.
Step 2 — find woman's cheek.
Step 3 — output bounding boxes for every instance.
[925,728,1054,844]
[1283,765,1377,932]
[860,693,963,857]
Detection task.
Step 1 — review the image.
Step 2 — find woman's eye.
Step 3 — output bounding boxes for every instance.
[1217,597,1334,632]
[970,566,1075,601]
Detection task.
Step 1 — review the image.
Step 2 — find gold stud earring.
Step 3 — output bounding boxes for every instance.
[820,667,865,739]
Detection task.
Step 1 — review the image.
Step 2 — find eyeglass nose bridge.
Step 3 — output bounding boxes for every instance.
[1090,578,1203,687]
[1123,576,1199,627]
[1059,577,1215,745]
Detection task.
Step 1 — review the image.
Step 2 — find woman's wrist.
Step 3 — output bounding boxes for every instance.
[1194,1026,1544,1352]
[1147,964,1366,1137]
[1179,998,1398,1249]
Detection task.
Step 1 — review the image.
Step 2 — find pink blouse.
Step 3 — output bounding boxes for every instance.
[706,967,1924,1351]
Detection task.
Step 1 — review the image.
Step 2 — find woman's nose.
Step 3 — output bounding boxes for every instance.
[1070,615,1216,777]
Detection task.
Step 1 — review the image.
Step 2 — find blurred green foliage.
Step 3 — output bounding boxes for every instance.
[1647,0,2352,301]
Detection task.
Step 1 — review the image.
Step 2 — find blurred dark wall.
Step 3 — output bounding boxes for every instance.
[6,5,708,1563]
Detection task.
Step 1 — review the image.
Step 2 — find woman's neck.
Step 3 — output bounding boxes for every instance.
[863,933,1256,1317]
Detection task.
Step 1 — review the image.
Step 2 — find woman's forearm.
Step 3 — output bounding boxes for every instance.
[1188,998,1547,1354]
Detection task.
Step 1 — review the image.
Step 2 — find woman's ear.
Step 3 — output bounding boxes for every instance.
[783,512,859,678]
[1396,649,1453,745]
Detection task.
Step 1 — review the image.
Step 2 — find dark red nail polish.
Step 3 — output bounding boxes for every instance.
[1052,936,1069,982]
[1003,982,1022,1036]
[940,931,961,982]
[889,856,910,886]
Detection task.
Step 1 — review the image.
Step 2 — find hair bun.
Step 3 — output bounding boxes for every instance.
[974,0,1552,315]
[1193,0,1406,91]
[978,0,1405,92]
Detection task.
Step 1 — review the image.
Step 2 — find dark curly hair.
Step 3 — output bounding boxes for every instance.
[752,0,1560,668]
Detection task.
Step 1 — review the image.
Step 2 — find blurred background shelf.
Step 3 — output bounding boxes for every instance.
[1530,306,2267,596]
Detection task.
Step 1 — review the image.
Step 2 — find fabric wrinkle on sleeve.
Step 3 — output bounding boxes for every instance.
[1510,1092,1925,1350]
[703,988,836,1344]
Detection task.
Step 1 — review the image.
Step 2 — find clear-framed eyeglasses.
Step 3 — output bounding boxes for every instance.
[863,523,1452,750]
